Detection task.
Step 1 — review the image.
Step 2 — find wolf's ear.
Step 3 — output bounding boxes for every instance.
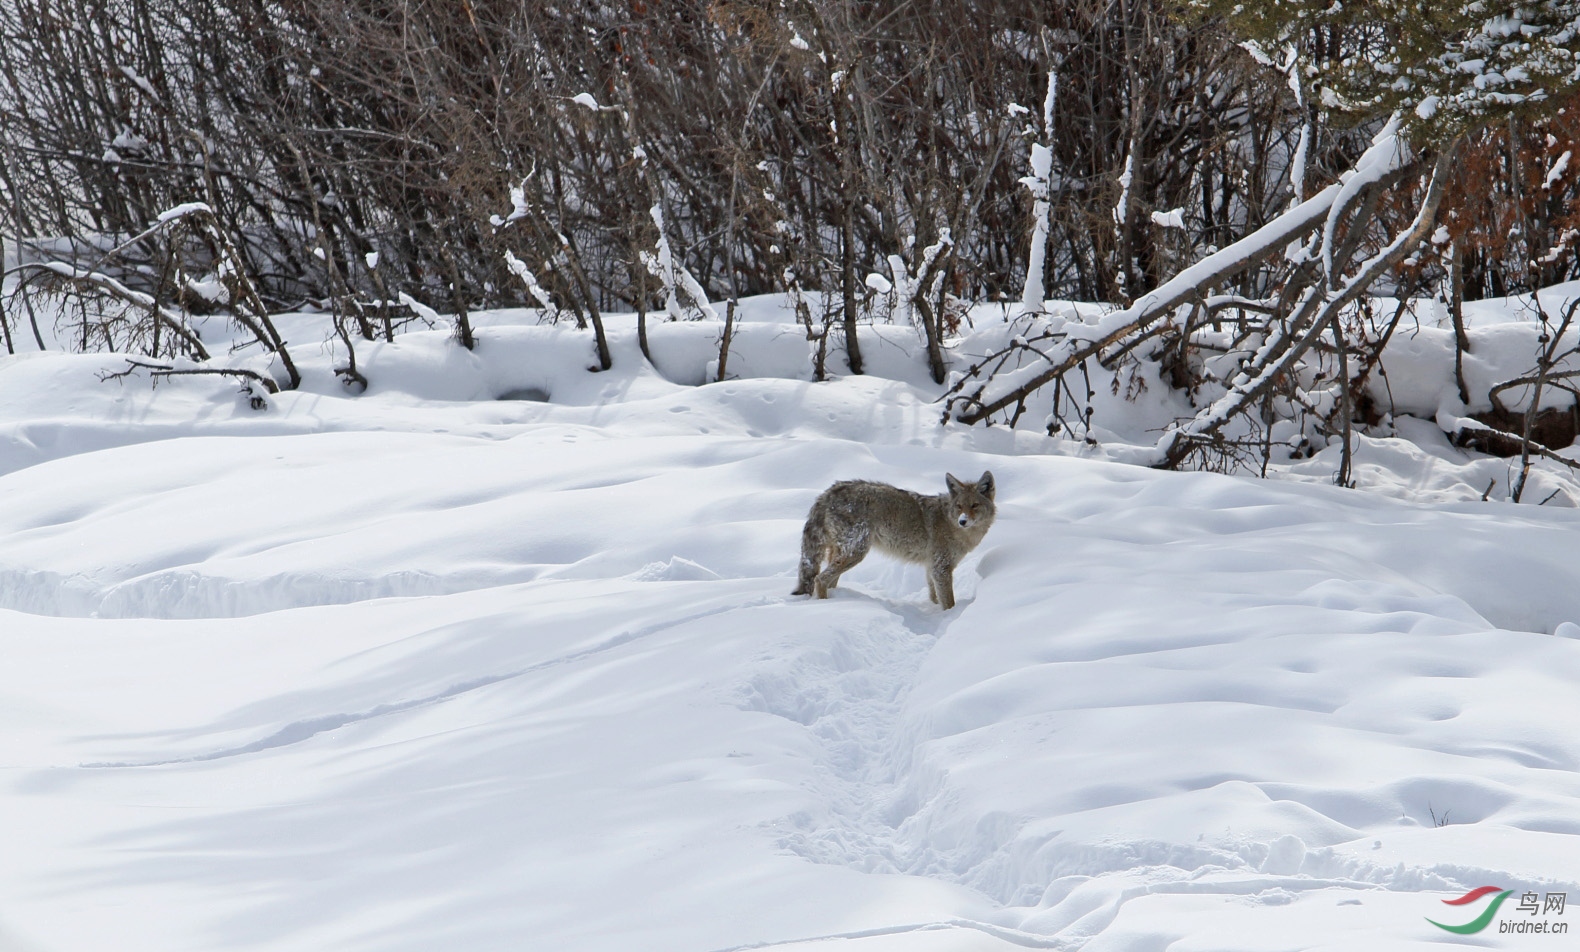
[945,473,965,495]
[977,471,995,499]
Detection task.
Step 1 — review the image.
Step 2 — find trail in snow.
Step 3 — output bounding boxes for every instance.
[745,591,952,875]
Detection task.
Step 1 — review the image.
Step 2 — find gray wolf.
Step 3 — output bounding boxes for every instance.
[791,471,996,610]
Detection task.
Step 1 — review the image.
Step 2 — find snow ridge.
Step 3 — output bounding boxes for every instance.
[85,592,780,768]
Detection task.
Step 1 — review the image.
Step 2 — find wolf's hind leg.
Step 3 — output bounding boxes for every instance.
[814,535,869,598]
[791,519,825,596]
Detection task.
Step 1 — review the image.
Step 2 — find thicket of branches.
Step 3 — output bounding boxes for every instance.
[0,1,1372,352]
[5,0,1580,481]
[939,0,1580,488]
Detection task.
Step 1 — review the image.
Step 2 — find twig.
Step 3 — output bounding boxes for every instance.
[100,358,280,399]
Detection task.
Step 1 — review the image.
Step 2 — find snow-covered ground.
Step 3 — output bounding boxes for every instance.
[3,301,1580,950]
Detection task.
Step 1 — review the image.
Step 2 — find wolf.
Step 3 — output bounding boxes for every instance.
[791,471,996,610]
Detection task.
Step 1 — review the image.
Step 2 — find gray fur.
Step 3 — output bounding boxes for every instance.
[791,471,996,610]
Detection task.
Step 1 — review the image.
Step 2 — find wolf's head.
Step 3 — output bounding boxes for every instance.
[945,471,996,530]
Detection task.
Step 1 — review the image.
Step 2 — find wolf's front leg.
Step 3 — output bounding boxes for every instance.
[930,561,956,610]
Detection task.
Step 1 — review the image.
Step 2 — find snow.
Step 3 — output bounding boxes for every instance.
[396,291,442,327]
[1149,208,1186,229]
[156,202,214,224]
[1020,71,1058,314]
[1545,150,1571,190]
[116,64,160,102]
[644,204,720,323]
[1111,153,1134,229]
[1324,115,1406,282]
[502,250,559,320]
[3,302,1580,950]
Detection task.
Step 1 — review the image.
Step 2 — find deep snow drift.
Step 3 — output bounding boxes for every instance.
[2,300,1580,951]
